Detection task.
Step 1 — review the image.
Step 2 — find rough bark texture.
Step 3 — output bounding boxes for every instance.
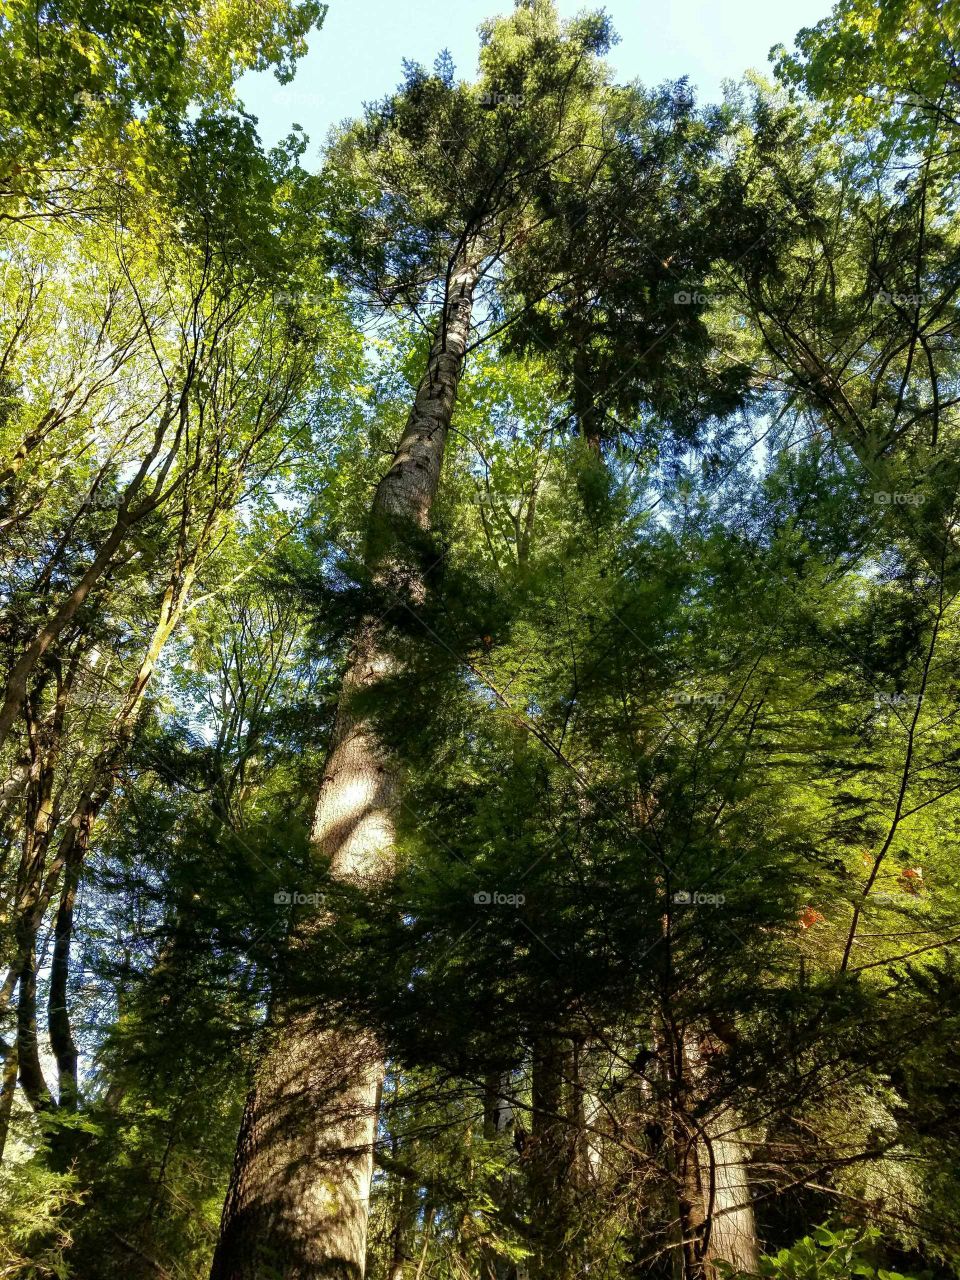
[211,258,479,1280]
[213,1016,384,1280]
[0,1038,18,1162]
[671,1034,759,1280]
[699,1113,759,1277]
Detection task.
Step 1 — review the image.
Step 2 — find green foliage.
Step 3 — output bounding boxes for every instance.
[0,1159,81,1279]
[717,1224,929,1280]
[0,0,325,181]
[774,0,960,171]
[3,2,960,1278]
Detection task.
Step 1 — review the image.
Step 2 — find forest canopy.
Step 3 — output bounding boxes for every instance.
[1,0,959,1278]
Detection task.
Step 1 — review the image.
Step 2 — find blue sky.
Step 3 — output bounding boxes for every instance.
[238,0,830,154]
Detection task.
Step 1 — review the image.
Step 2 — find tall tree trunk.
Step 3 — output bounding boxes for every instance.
[669,1100,705,1280]
[656,1018,705,1280]
[47,820,88,1113]
[698,1110,759,1278]
[15,928,53,1113]
[0,551,202,1184]
[0,554,197,1017]
[0,657,72,1022]
[664,1030,759,1280]
[527,1036,579,1280]
[685,1028,759,1279]
[0,1037,18,1162]
[211,256,479,1280]
[9,688,65,1118]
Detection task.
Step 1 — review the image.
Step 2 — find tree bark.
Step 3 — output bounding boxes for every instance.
[527,1036,578,1280]
[666,1032,759,1280]
[15,928,53,1113]
[47,825,86,1112]
[698,1111,759,1278]
[211,256,479,1280]
[0,1037,18,1163]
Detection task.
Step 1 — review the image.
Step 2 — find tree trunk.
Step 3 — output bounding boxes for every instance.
[15,927,53,1113]
[667,1032,759,1280]
[699,1112,759,1277]
[0,558,197,1020]
[211,256,479,1280]
[527,1036,578,1280]
[0,1037,18,1162]
[386,1139,420,1280]
[47,828,86,1112]
[671,1101,706,1280]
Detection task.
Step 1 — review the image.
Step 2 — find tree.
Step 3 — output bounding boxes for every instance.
[0,0,325,219]
[213,7,626,1274]
[4,2,960,1278]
